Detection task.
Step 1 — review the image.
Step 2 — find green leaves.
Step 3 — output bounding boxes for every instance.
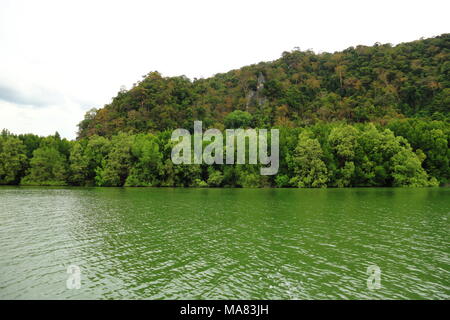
[0,135,27,184]
[21,146,67,186]
[223,110,253,129]
[95,133,134,187]
[291,130,329,188]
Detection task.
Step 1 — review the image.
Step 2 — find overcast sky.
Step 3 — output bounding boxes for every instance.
[0,0,448,139]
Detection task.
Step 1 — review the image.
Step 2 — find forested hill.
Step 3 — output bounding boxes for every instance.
[1,34,449,188]
[78,34,449,138]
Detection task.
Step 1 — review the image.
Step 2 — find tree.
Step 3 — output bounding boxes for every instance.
[21,146,68,185]
[223,110,253,128]
[125,133,163,186]
[387,134,438,187]
[95,133,133,186]
[391,147,438,187]
[207,169,224,187]
[328,125,358,187]
[387,119,449,184]
[0,135,27,184]
[290,130,328,188]
[68,141,89,186]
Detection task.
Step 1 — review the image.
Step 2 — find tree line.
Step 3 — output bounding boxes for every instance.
[1,35,448,188]
[1,118,448,187]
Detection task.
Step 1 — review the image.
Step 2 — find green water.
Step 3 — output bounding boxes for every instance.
[0,187,448,299]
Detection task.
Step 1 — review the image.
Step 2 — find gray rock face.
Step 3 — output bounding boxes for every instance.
[246,72,267,110]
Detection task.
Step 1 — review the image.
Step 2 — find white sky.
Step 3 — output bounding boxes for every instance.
[0,0,448,140]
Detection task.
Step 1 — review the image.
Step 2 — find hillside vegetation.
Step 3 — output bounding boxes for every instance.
[78,34,449,137]
[1,35,449,187]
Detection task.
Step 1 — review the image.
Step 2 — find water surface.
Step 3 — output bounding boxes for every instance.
[0,187,449,299]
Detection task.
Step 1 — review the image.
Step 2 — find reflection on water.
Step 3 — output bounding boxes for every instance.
[0,187,449,299]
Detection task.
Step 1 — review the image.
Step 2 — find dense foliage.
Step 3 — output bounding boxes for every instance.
[1,35,448,188]
[1,118,448,187]
[78,34,449,138]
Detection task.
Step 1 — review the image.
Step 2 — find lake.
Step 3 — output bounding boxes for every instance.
[0,187,448,299]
